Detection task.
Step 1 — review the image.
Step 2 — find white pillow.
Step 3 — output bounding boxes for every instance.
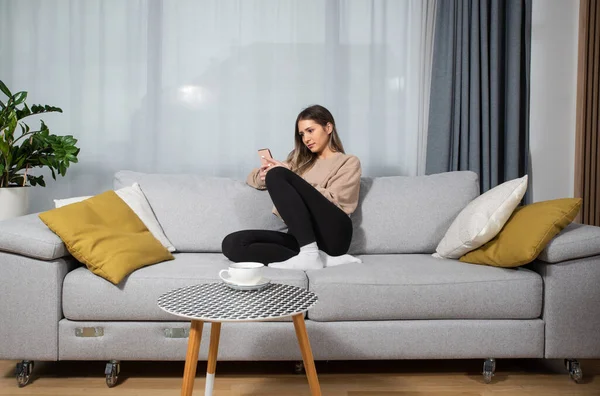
[53,183,176,252]
[54,195,93,207]
[433,175,528,259]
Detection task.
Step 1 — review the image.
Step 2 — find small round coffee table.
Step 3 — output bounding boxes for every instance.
[157,282,320,396]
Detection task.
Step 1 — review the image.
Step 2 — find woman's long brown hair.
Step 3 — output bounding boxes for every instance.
[286,105,345,175]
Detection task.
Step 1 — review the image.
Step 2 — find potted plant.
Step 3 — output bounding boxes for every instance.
[0,80,80,221]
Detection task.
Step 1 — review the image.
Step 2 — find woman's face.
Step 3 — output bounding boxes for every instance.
[297,119,332,154]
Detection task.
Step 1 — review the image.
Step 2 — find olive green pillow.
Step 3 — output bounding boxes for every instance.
[460,198,582,267]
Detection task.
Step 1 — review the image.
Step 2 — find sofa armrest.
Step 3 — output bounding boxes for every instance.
[0,251,79,360]
[530,255,600,358]
[538,223,600,263]
[0,213,69,260]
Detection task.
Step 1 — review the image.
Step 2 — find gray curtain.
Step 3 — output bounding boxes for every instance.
[426,0,531,197]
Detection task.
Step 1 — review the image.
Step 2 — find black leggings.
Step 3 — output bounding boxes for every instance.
[222,166,353,264]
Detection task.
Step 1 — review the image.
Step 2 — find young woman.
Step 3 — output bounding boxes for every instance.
[222,105,362,270]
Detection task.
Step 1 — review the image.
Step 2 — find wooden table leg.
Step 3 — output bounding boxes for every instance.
[205,322,222,396]
[181,320,203,396]
[292,314,322,396]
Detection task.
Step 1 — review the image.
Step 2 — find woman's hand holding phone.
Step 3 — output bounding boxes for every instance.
[258,148,289,181]
[260,157,289,181]
[259,163,269,181]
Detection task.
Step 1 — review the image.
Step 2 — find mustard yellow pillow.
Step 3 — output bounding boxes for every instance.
[39,190,174,284]
[459,198,582,267]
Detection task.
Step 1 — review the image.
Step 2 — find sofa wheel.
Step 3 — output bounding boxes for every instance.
[564,359,583,383]
[482,358,496,384]
[15,360,34,387]
[294,361,304,374]
[104,360,120,388]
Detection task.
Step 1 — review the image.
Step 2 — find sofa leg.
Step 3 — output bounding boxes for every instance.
[15,360,34,387]
[482,358,496,384]
[104,360,120,388]
[564,359,583,383]
[294,361,305,374]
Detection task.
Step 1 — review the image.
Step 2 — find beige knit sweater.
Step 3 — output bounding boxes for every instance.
[246,152,362,216]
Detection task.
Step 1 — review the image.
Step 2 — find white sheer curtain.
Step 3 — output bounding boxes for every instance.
[0,0,436,213]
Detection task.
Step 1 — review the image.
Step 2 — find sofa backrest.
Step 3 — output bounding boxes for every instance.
[347,171,479,254]
[115,170,479,254]
[114,171,287,252]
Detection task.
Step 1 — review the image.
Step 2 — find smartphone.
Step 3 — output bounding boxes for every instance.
[258,148,273,166]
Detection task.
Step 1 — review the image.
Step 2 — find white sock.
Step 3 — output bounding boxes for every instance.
[269,242,323,270]
[319,251,362,267]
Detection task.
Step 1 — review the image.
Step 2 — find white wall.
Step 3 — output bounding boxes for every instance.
[529,0,579,202]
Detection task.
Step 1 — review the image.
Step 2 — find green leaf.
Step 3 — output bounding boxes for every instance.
[0,80,12,98]
[64,136,76,145]
[12,91,27,105]
[0,81,77,188]
[15,108,31,119]
[32,134,44,145]
[15,157,26,169]
[47,105,62,113]
[28,104,62,115]
[5,110,17,141]
[0,138,9,157]
[13,176,25,186]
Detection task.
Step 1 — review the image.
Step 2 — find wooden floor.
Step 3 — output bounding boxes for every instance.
[2,359,600,395]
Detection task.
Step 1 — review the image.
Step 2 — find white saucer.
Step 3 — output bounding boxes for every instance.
[220,275,271,291]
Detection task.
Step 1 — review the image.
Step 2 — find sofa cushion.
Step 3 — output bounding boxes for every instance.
[434,175,528,259]
[54,183,176,253]
[306,254,542,321]
[39,191,174,285]
[62,253,307,321]
[348,171,479,254]
[114,171,286,252]
[460,198,582,267]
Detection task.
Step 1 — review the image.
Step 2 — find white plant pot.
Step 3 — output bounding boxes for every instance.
[0,187,29,221]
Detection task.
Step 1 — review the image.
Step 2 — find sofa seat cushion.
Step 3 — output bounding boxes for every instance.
[306,254,542,321]
[62,253,307,321]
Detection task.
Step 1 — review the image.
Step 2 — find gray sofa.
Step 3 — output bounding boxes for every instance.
[2,170,600,387]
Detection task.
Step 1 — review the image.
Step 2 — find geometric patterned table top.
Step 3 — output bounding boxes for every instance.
[157,282,318,322]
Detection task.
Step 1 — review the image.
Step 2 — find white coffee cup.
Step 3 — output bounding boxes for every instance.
[219,262,264,285]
